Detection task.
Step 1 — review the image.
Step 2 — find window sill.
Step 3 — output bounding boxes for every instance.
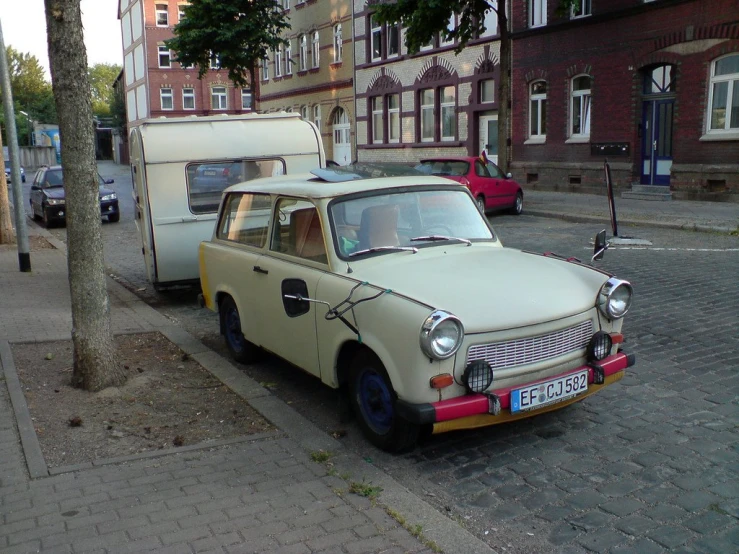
[297,70,308,76]
[524,137,546,145]
[699,131,739,141]
[330,61,343,69]
[565,136,590,144]
[309,68,320,74]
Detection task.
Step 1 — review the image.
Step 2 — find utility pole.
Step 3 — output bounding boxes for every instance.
[0,19,31,271]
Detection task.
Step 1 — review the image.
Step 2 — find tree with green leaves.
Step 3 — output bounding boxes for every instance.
[165,0,291,100]
[88,63,122,117]
[371,0,578,172]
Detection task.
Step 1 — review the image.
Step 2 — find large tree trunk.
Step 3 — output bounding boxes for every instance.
[497,1,510,173]
[44,0,125,391]
[0,133,16,244]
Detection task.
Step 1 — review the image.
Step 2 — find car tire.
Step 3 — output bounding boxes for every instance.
[510,191,523,215]
[476,195,487,214]
[30,202,40,221]
[42,205,54,228]
[349,350,419,452]
[219,295,260,364]
[108,212,120,223]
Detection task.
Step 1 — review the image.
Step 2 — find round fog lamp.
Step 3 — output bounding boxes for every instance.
[587,331,613,362]
[463,360,493,393]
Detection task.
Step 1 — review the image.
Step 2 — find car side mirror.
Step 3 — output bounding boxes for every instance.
[505,172,512,179]
[105,179,114,184]
[592,229,608,263]
[31,185,40,191]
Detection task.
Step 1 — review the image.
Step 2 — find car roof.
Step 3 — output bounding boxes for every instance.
[226,173,462,199]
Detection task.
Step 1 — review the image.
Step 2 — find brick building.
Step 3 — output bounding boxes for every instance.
[259,0,354,165]
[117,0,253,128]
[353,1,504,165]
[510,0,739,200]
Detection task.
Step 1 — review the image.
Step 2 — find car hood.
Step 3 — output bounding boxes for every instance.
[43,185,114,199]
[349,246,610,333]
[98,185,115,196]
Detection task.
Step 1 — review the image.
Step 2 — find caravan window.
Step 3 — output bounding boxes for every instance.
[217,193,272,247]
[187,158,286,214]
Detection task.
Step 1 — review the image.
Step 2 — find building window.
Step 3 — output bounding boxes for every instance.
[313,104,321,132]
[300,105,308,120]
[371,97,383,144]
[182,87,195,110]
[160,87,173,110]
[440,14,456,47]
[275,45,283,78]
[209,54,220,69]
[480,79,495,103]
[387,21,400,57]
[285,41,293,74]
[420,89,435,142]
[282,0,289,9]
[311,31,320,68]
[571,75,591,138]
[155,3,169,26]
[299,35,307,71]
[371,15,382,61]
[481,3,498,37]
[262,57,269,81]
[529,0,547,27]
[707,54,739,133]
[571,0,591,18]
[178,5,186,22]
[333,108,350,147]
[158,45,171,68]
[333,24,343,63]
[211,86,227,110]
[440,86,456,140]
[241,88,252,110]
[388,94,400,143]
[530,80,547,138]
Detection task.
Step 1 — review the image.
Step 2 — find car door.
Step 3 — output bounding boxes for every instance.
[29,170,44,215]
[486,161,517,208]
[250,197,328,377]
[471,159,499,209]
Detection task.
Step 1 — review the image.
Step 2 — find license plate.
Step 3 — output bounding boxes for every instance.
[510,370,589,413]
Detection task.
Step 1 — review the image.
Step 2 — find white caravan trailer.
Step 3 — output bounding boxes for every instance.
[129,113,325,289]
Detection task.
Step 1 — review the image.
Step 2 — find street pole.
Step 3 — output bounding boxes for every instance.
[0,19,31,271]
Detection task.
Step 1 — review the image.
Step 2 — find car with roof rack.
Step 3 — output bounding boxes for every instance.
[198,163,635,452]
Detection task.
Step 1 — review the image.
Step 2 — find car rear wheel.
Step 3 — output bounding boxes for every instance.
[349,350,419,452]
[219,295,260,363]
[476,195,486,214]
[510,191,523,215]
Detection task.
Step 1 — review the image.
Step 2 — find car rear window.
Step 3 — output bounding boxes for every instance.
[415,161,470,177]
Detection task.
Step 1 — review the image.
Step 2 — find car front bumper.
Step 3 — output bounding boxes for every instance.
[101,200,119,216]
[397,351,635,434]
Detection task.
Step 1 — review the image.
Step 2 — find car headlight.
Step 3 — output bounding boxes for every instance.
[47,198,65,206]
[420,310,464,360]
[597,277,633,320]
[100,193,117,201]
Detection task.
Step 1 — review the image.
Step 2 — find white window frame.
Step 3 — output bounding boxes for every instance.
[160,87,173,110]
[529,0,547,28]
[529,80,547,139]
[241,88,252,110]
[313,104,321,132]
[155,3,169,26]
[275,45,283,78]
[158,45,171,68]
[481,2,499,37]
[182,87,195,110]
[571,0,591,18]
[420,89,435,143]
[311,31,320,68]
[262,57,269,81]
[209,54,220,69]
[333,24,343,63]
[570,75,591,139]
[706,54,739,135]
[440,86,456,141]
[299,35,308,71]
[300,105,308,120]
[285,41,293,75]
[440,14,455,47]
[371,96,383,144]
[211,86,227,110]
[282,0,289,9]
[178,5,186,22]
[333,108,350,146]
[388,93,400,143]
[371,15,382,61]
[480,79,495,103]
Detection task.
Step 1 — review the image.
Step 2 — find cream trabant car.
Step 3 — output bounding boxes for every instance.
[199,165,635,452]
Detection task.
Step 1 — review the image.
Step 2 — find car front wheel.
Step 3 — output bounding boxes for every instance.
[42,205,54,228]
[219,295,260,363]
[349,350,419,452]
[30,201,40,221]
[510,191,523,215]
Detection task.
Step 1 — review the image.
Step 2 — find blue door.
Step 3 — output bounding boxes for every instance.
[640,65,675,186]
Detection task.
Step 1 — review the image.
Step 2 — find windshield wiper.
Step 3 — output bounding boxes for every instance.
[410,235,472,246]
[348,245,418,257]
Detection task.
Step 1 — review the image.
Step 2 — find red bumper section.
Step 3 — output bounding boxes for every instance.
[396,351,635,432]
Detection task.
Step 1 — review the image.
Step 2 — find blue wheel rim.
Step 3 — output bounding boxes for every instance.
[224,306,245,353]
[357,369,394,435]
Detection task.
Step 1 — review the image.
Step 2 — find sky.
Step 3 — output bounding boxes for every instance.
[0,0,123,79]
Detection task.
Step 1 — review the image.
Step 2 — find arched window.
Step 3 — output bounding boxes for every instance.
[570,75,591,138]
[312,31,320,68]
[644,65,674,94]
[333,24,343,63]
[300,105,308,120]
[530,81,547,138]
[707,54,739,133]
[299,35,307,71]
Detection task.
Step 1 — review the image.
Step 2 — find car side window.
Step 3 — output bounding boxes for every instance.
[486,161,504,178]
[271,198,327,264]
[475,160,491,177]
[216,192,271,248]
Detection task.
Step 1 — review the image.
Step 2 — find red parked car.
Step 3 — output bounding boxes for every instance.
[415,156,523,216]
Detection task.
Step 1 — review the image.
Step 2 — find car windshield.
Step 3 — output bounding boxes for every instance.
[415,160,470,177]
[330,188,494,258]
[41,169,106,188]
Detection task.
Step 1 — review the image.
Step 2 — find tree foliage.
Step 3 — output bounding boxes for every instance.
[88,63,122,117]
[165,0,291,89]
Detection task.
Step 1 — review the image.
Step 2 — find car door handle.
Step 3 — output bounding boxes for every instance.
[253,266,268,275]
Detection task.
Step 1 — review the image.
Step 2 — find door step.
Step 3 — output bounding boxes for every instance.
[622,185,672,201]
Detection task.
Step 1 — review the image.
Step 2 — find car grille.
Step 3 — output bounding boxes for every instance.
[467,320,593,370]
